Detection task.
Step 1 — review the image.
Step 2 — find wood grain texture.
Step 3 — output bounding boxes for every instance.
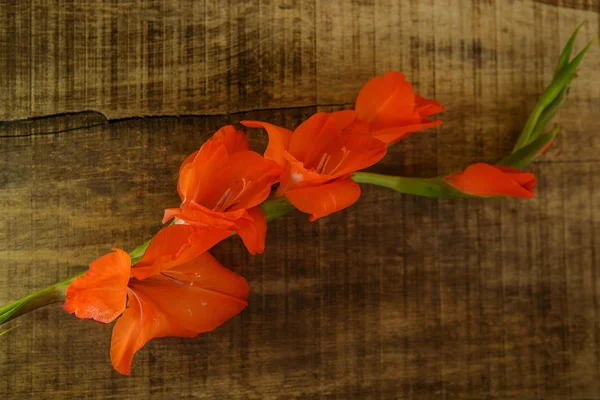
[1,0,599,399]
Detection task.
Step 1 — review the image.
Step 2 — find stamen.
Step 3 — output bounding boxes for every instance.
[161,272,186,286]
[315,153,331,174]
[127,288,144,322]
[212,187,232,212]
[222,178,248,212]
[327,147,350,175]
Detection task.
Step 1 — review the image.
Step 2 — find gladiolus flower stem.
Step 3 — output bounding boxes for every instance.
[352,172,468,198]
[0,174,453,328]
[0,275,79,326]
[1,24,593,335]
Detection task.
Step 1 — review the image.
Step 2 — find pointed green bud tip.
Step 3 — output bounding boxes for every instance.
[500,128,560,169]
[555,22,585,75]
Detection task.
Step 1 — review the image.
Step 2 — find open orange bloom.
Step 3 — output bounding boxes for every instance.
[242,111,387,221]
[349,71,444,144]
[63,246,249,375]
[163,125,281,255]
[444,163,536,198]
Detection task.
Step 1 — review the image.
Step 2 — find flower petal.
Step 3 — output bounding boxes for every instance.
[415,94,445,119]
[234,206,267,255]
[355,72,420,129]
[110,253,249,375]
[211,125,251,154]
[285,178,361,221]
[321,134,387,177]
[131,224,230,280]
[444,163,536,198]
[163,201,245,229]
[288,111,358,168]
[178,126,251,203]
[178,141,230,204]
[183,150,281,213]
[370,120,442,144]
[216,151,282,210]
[276,152,332,195]
[241,121,292,167]
[63,249,130,324]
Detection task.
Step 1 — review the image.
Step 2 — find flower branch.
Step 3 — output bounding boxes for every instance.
[0,24,593,376]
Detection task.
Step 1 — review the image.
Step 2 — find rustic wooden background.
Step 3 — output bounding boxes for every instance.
[1,0,599,399]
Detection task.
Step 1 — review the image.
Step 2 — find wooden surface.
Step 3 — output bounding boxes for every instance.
[1,0,599,398]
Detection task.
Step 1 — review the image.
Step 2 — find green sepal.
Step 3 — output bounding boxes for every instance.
[498,128,559,169]
[554,22,584,76]
[512,32,594,152]
[260,196,296,222]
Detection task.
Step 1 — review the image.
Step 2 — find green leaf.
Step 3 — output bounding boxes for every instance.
[554,22,584,76]
[512,35,594,152]
[538,38,594,110]
[528,24,583,142]
[499,128,559,169]
[529,87,566,141]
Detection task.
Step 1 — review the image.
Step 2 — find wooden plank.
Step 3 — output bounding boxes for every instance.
[1,110,598,398]
[0,0,599,398]
[0,0,597,120]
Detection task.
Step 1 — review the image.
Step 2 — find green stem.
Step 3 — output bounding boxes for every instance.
[0,274,81,325]
[351,172,467,198]
[260,196,297,222]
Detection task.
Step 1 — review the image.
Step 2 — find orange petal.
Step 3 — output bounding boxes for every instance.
[371,120,442,144]
[444,163,536,198]
[110,253,249,375]
[216,151,281,210]
[131,224,231,280]
[321,134,387,178]
[276,152,331,195]
[285,178,361,221]
[178,141,230,204]
[162,207,182,224]
[186,150,281,212]
[288,111,357,168]
[164,201,245,230]
[355,72,420,130]
[415,94,445,119]
[234,206,267,255]
[179,127,251,204]
[176,150,199,201]
[63,249,130,324]
[211,125,251,154]
[539,141,553,154]
[241,121,292,167]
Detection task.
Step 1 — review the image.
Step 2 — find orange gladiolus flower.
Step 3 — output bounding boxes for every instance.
[163,125,281,255]
[241,71,444,220]
[63,246,249,375]
[444,163,536,198]
[350,71,444,144]
[242,111,387,221]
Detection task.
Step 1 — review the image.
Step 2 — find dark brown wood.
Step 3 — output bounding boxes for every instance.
[1,1,599,398]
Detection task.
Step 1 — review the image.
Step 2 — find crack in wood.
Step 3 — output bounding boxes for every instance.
[0,103,352,139]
